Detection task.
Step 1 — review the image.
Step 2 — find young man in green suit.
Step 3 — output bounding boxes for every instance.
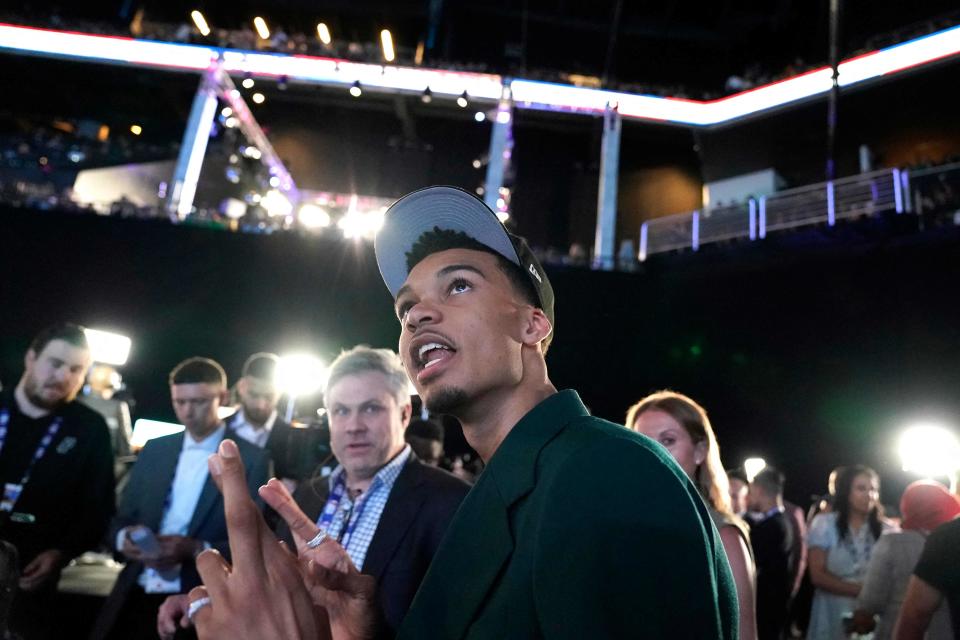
[187,186,740,640]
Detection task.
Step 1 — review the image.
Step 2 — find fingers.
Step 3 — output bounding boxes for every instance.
[210,439,266,577]
[186,586,212,636]
[157,594,190,640]
[259,478,322,552]
[304,559,375,598]
[195,548,231,601]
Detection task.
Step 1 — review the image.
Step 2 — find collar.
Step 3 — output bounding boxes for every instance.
[328,444,413,495]
[235,407,278,433]
[484,390,589,506]
[754,505,785,523]
[182,423,226,452]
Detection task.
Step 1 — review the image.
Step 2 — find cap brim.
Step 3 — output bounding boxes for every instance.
[374,186,518,298]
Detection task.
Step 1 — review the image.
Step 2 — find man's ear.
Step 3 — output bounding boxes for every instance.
[24,348,37,370]
[219,387,230,406]
[400,402,413,427]
[521,308,553,349]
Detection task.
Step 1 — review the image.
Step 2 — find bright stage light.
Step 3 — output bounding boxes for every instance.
[496,211,510,223]
[252,92,265,104]
[298,204,331,229]
[381,29,395,63]
[349,81,362,97]
[457,91,469,108]
[221,106,233,117]
[242,77,255,89]
[242,145,262,160]
[317,23,332,45]
[83,328,132,366]
[261,189,292,217]
[421,87,433,103]
[224,116,239,128]
[277,354,328,398]
[899,424,960,478]
[744,457,767,482]
[190,10,211,37]
[129,124,142,135]
[474,111,485,122]
[253,17,270,40]
[131,419,184,448]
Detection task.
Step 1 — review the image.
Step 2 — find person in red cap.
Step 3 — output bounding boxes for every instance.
[851,480,960,640]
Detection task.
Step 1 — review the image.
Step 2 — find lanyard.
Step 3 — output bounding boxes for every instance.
[0,407,63,502]
[316,474,374,549]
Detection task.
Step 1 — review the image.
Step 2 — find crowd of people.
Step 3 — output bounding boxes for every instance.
[2,186,960,640]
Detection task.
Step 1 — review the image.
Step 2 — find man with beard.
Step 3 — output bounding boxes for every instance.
[183,187,739,640]
[0,323,115,639]
[225,353,301,484]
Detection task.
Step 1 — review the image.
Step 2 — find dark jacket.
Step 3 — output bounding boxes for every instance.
[277,452,469,635]
[0,391,115,567]
[398,391,739,640]
[90,429,269,639]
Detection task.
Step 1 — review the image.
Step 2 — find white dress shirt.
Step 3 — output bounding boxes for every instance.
[117,424,224,593]
[230,408,277,449]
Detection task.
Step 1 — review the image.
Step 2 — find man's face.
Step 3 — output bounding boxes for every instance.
[237,376,279,425]
[746,482,764,513]
[326,371,410,481]
[729,478,748,514]
[171,382,224,438]
[395,248,532,415]
[22,339,91,410]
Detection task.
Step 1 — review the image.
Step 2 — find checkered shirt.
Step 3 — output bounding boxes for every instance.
[320,445,411,571]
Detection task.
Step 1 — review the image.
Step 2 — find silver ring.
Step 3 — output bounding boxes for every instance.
[305,530,327,549]
[187,596,211,621]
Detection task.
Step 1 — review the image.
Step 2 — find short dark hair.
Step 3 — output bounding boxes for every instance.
[169,357,227,387]
[405,227,550,352]
[726,467,749,485]
[751,467,785,497]
[242,352,280,381]
[29,322,89,354]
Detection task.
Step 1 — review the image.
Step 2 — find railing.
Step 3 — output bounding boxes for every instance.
[639,167,912,261]
[907,161,960,216]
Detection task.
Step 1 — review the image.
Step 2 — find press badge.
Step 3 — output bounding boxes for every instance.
[0,483,23,513]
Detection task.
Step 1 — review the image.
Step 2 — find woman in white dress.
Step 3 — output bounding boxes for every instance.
[806,465,893,639]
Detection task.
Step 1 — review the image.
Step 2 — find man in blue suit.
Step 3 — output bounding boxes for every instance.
[90,357,269,640]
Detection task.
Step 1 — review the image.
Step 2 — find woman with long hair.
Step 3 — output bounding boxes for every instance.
[628,390,757,640]
[851,480,960,640]
[806,464,893,639]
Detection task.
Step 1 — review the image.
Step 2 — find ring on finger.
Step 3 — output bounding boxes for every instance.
[305,530,327,549]
[187,596,212,621]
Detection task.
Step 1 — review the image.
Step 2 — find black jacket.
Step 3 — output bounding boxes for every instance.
[277,453,470,635]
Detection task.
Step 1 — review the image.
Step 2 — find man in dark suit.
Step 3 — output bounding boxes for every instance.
[748,466,796,640]
[90,357,269,640]
[276,346,469,634]
[224,352,306,484]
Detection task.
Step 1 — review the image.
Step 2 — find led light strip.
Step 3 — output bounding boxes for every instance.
[0,21,958,125]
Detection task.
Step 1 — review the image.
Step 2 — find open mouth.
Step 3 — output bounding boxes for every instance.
[412,338,457,372]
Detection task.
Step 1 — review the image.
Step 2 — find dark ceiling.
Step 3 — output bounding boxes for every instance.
[7,0,960,92]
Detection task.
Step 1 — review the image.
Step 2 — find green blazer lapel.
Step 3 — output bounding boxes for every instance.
[400,475,513,640]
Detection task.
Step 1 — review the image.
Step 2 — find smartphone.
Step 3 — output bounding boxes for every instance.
[129,527,161,557]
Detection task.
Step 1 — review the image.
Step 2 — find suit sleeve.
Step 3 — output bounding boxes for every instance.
[61,415,116,561]
[106,440,154,559]
[532,437,733,640]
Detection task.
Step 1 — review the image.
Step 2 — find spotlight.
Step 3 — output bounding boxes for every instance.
[744,458,767,482]
[129,124,142,136]
[474,111,485,122]
[84,328,132,366]
[190,10,211,37]
[317,22,332,46]
[221,107,233,118]
[349,81,362,97]
[298,204,332,229]
[457,91,469,108]
[224,117,239,128]
[496,211,510,223]
[252,92,265,104]
[421,87,433,104]
[268,175,280,188]
[277,354,328,398]
[242,146,262,160]
[472,159,482,169]
[242,77,255,89]
[899,424,960,479]
[380,29,395,63]
[253,16,270,40]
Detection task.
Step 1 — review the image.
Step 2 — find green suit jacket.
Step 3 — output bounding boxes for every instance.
[398,390,738,639]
